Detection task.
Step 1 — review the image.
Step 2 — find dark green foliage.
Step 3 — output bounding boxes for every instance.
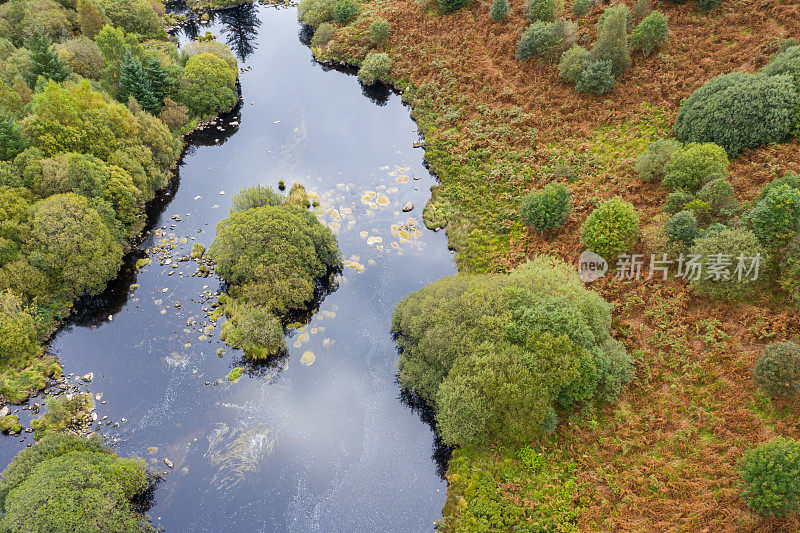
[591,9,630,78]
[630,10,668,57]
[357,52,392,85]
[23,32,70,88]
[230,185,283,213]
[575,60,615,95]
[571,0,590,17]
[391,256,632,446]
[0,115,27,162]
[761,45,800,93]
[437,0,469,13]
[519,183,571,232]
[489,0,509,21]
[369,19,390,45]
[179,52,238,117]
[688,227,765,299]
[740,437,800,516]
[634,138,682,182]
[756,173,800,202]
[119,49,159,114]
[141,54,172,107]
[662,142,728,192]
[333,0,359,23]
[517,20,577,63]
[311,23,335,48]
[746,184,800,252]
[221,302,285,359]
[664,210,698,247]
[524,0,557,21]
[696,0,721,12]
[674,72,800,157]
[663,189,694,214]
[752,341,800,400]
[558,45,590,84]
[581,197,640,260]
[697,177,735,217]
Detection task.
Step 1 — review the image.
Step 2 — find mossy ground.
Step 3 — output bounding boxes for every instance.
[315,0,800,528]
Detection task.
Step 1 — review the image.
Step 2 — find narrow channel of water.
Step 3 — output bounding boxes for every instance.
[0,6,454,531]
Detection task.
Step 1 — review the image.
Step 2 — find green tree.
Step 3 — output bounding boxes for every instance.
[230,185,283,213]
[634,138,682,182]
[490,0,509,21]
[76,0,106,38]
[740,437,800,517]
[357,52,392,85]
[630,10,668,57]
[575,60,615,95]
[0,115,27,161]
[141,54,171,105]
[23,31,70,88]
[590,9,630,78]
[369,19,390,45]
[746,184,800,252]
[118,49,158,114]
[662,142,728,192]
[333,0,359,23]
[580,197,640,260]
[519,182,571,232]
[524,0,557,21]
[179,52,237,117]
[664,210,698,248]
[558,45,590,84]
[0,290,40,366]
[517,20,577,63]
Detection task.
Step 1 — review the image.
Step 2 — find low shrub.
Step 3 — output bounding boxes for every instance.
[357,52,392,85]
[740,437,800,517]
[629,11,668,57]
[311,22,336,48]
[490,0,509,21]
[752,340,800,400]
[572,0,590,17]
[222,303,286,359]
[696,0,722,12]
[780,240,800,307]
[575,60,615,95]
[662,142,728,192]
[697,177,735,217]
[519,183,571,232]
[369,19,390,45]
[524,0,558,21]
[333,0,359,23]
[298,0,336,28]
[558,45,590,84]
[634,138,682,182]
[591,9,630,77]
[688,227,765,299]
[230,185,283,213]
[437,0,469,12]
[580,197,640,260]
[746,184,800,252]
[664,210,698,248]
[761,44,800,92]
[517,20,577,63]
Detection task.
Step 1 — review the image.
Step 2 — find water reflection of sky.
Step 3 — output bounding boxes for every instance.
[0,6,456,532]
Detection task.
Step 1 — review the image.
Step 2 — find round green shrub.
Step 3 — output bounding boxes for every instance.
[580,196,640,260]
[688,227,765,300]
[662,142,728,192]
[740,437,800,517]
[357,52,392,85]
[757,173,800,202]
[298,0,336,28]
[369,19,390,45]
[697,176,735,216]
[0,290,40,365]
[665,210,699,248]
[517,20,577,63]
[230,185,283,213]
[634,138,682,182]
[524,0,558,21]
[222,303,286,359]
[490,0,509,21]
[629,10,668,57]
[575,60,615,95]
[753,341,800,400]
[745,184,800,251]
[558,45,590,84]
[591,8,631,77]
[519,183,571,232]
[333,0,359,23]
[311,22,336,48]
[674,72,800,157]
[596,4,632,31]
[572,0,590,17]
[179,52,238,117]
[663,189,694,214]
[761,44,800,92]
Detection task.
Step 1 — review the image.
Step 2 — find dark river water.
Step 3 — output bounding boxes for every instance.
[0,5,455,531]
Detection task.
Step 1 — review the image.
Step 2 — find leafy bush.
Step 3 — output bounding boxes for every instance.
[596,4,631,31]
[310,22,335,48]
[221,302,286,359]
[752,341,800,400]
[665,210,698,248]
[0,290,40,366]
[756,173,800,202]
[746,184,800,252]
[98,0,161,36]
[631,0,650,20]
[333,0,359,23]
[780,240,800,308]
[54,37,104,80]
[696,0,722,12]
[662,142,728,192]
[740,437,800,517]
[674,72,800,157]
[179,52,237,117]
[630,10,668,57]
[0,115,26,161]
[298,0,335,28]
[391,256,632,446]
[77,0,105,38]
[581,197,640,261]
[230,185,283,213]
[524,0,558,21]
[369,18,390,45]
[558,45,590,84]
[634,138,682,182]
[572,0,590,17]
[761,44,800,93]
[575,60,615,94]
[24,32,70,88]
[357,52,392,85]
[697,177,735,217]
[490,0,509,21]
[517,20,577,63]
[519,183,571,231]
[437,0,469,12]
[688,227,765,299]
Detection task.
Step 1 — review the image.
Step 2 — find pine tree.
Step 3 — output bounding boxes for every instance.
[590,9,630,78]
[142,54,170,106]
[0,114,27,161]
[118,50,159,114]
[24,32,71,88]
[490,0,509,21]
[77,0,106,39]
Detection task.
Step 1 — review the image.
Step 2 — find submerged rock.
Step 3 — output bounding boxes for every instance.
[402,202,414,212]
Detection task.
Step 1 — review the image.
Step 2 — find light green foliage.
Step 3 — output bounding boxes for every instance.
[596,4,631,31]
[634,138,682,182]
[558,45,590,84]
[391,256,632,446]
[662,142,728,192]
[756,173,800,202]
[97,0,161,36]
[519,182,571,232]
[29,193,124,300]
[311,22,335,48]
[0,436,152,532]
[0,290,40,366]
[227,367,244,382]
[688,227,765,299]
[696,177,735,218]
[752,341,800,400]
[0,415,21,434]
[190,242,204,259]
[524,0,557,22]
[489,0,508,21]
[664,210,698,248]
[230,185,283,213]
[369,19,390,45]
[575,60,615,94]
[630,10,668,57]
[179,52,237,117]
[580,196,640,260]
[30,394,92,439]
[745,184,800,252]
[221,302,285,359]
[740,437,800,517]
[663,190,694,214]
[591,9,630,78]
[0,115,26,161]
[77,0,106,38]
[357,52,392,85]
[674,72,800,157]
[54,37,104,80]
[181,40,237,71]
[571,0,590,17]
[517,20,577,63]
[333,0,359,23]
[23,32,70,88]
[298,0,336,28]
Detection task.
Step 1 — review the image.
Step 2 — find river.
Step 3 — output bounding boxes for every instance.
[0,5,455,531]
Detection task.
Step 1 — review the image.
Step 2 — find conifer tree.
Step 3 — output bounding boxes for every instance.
[0,114,27,161]
[142,54,170,106]
[490,0,509,21]
[24,32,71,88]
[118,50,158,114]
[590,9,630,78]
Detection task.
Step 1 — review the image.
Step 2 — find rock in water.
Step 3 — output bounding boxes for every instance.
[0,406,8,417]
[81,372,93,382]
[163,458,174,469]
[402,202,414,212]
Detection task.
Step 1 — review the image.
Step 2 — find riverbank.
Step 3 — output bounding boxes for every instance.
[308,0,800,529]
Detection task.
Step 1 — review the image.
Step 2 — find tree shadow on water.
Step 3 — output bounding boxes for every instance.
[399,386,453,480]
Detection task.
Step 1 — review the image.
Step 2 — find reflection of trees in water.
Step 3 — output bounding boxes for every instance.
[297,24,314,46]
[361,82,390,106]
[399,387,453,479]
[220,4,261,61]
